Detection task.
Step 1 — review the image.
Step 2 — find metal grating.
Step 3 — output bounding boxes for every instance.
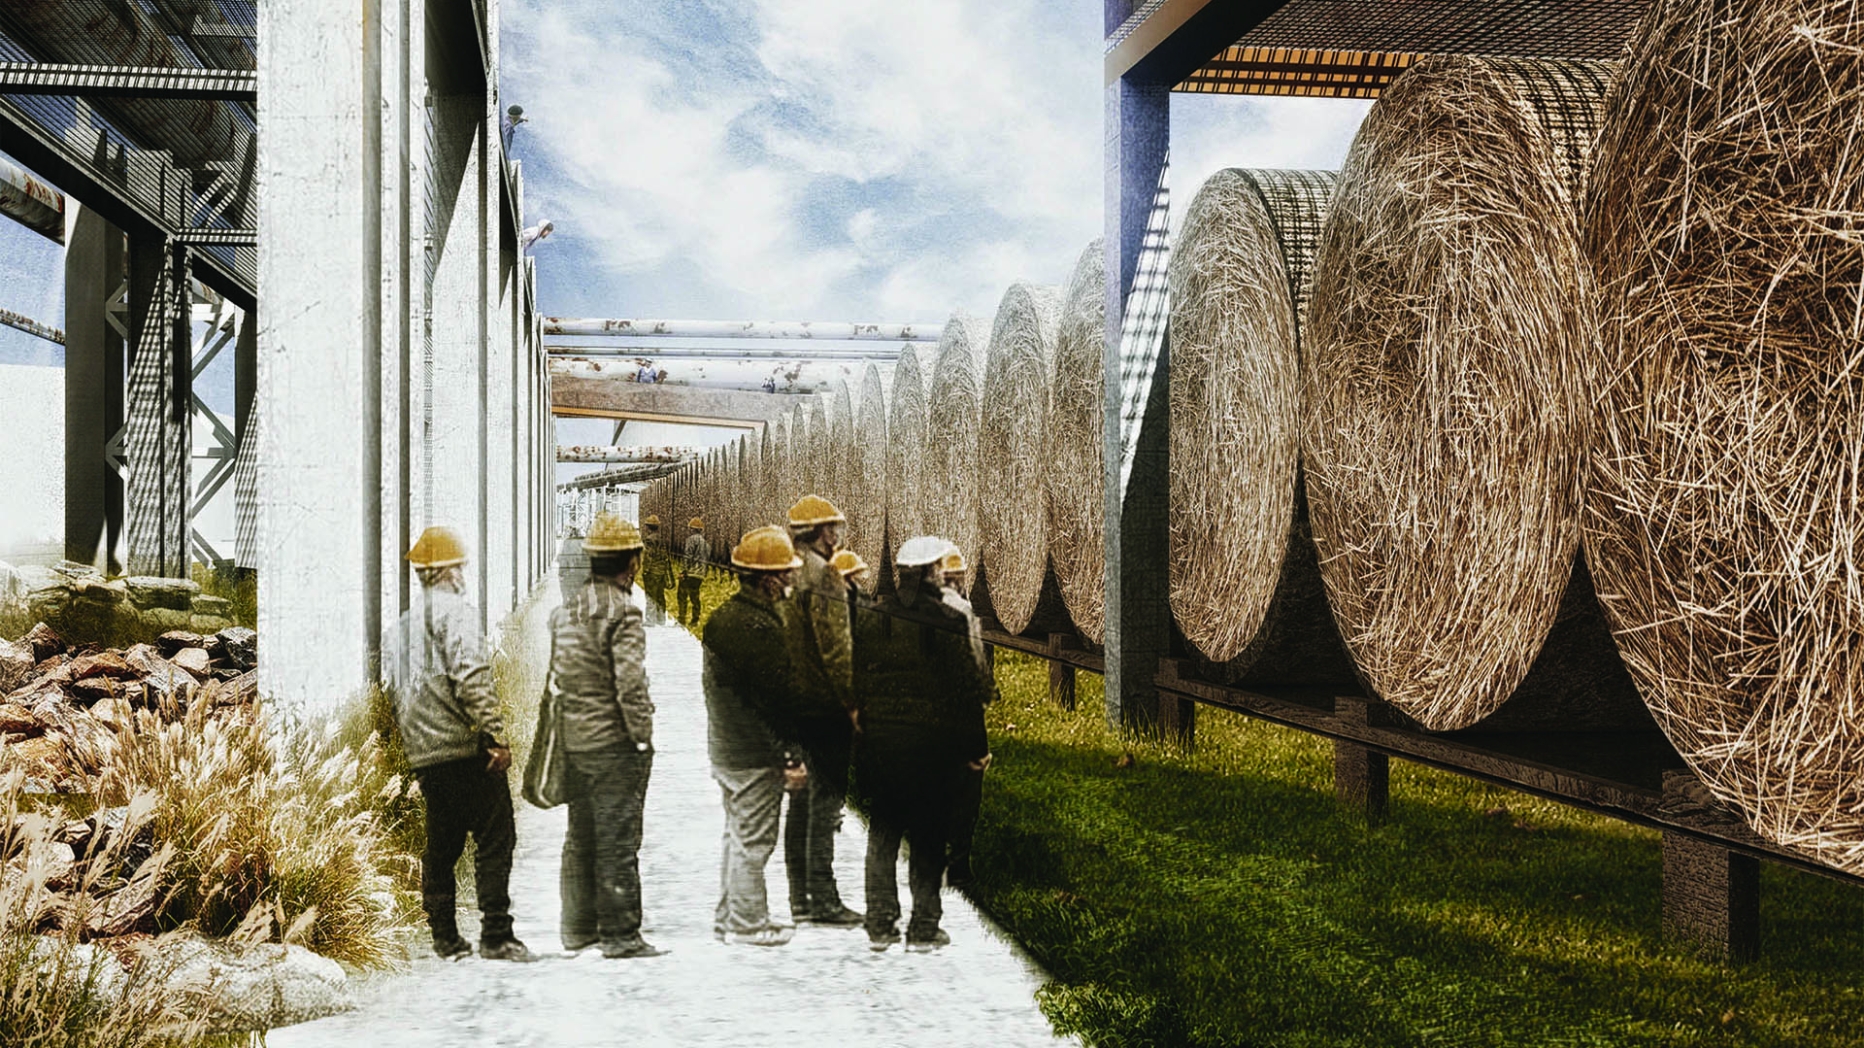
[1175,0,1647,97]
[1242,169,1336,328]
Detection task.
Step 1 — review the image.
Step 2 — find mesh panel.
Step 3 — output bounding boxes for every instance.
[1243,169,1337,328]
[234,392,259,568]
[124,242,191,576]
[1482,56,1616,203]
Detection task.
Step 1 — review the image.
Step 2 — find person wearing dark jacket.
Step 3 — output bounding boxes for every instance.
[550,511,662,959]
[394,526,532,963]
[639,515,671,625]
[680,518,710,625]
[704,525,806,947]
[778,495,862,928]
[936,547,991,889]
[853,536,991,953]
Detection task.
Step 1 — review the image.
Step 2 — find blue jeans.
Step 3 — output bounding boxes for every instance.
[560,746,653,947]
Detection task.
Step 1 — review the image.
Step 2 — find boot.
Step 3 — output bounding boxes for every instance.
[478,913,535,962]
[429,914,472,960]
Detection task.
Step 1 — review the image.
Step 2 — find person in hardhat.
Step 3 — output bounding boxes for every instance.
[935,547,992,891]
[779,494,863,928]
[550,511,663,958]
[853,536,991,952]
[395,526,532,962]
[679,517,710,626]
[639,515,671,625]
[703,525,807,946]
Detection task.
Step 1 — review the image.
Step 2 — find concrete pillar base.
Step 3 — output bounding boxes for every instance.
[1661,832,1759,962]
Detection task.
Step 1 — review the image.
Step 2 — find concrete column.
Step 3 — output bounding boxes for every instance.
[123,235,191,578]
[64,204,125,572]
[258,0,381,709]
[373,0,413,670]
[1101,69,1171,735]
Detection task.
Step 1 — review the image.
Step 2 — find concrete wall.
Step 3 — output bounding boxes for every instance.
[0,364,64,562]
[259,0,549,710]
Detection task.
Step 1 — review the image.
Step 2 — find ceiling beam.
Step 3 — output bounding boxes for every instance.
[1105,0,1287,86]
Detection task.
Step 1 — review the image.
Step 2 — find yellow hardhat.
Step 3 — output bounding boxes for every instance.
[787,494,846,528]
[690,517,705,531]
[731,525,803,571]
[406,525,468,568]
[829,549,869,579]
[644,514,661,528]
[583,511,644,552]
[939,548,967,574]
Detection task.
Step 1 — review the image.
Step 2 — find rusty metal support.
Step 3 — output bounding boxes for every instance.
[0,152,62,241]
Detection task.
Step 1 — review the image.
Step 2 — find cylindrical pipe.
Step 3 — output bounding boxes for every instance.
[0,154,63,242]
[546,342,910,361]
[555,445,698,464]
[544,317,941,341]
[549,356,884,395]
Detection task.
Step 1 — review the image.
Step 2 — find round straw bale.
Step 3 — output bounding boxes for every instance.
[924,312,993,594]
[1586,0,1864,870]
[980,282,1063,634]
[765,415,789,535]
[1045,240,1106,642]
[886,346,932,569]
[1303,56,1617,730]
[830,381,855,525]
[783,402,808,514]
[805,394,830,506]
[848,363,890,594]
[1169,170,1334,662]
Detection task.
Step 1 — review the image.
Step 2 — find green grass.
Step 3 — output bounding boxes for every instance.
[968,651,1864,1048]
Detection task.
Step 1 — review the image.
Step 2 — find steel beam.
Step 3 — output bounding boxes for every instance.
[0,62,257,101]
[1104,0,1286,87]
[545,317,940,341]
[546,342,909,362]
[0,306,63,344]
[0,152,62,241]
[556,444,699,464]
[549,355,876,394]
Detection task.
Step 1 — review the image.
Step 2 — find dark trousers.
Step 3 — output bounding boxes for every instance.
[560,746,654,947]
[416,756,517,944]
[642,582,668,625]
[677,576,704,624]
[858,728,962,938]
[948,764,984,880]
[782,714,852,913]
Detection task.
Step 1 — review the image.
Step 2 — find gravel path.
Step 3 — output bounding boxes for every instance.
[271,594,1071,1047]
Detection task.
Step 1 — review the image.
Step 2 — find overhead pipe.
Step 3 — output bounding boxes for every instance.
[557,462,681,491]
[545,317,941,341]
[0,153,63,241]
[550,355,884,395]
[556,445,699,464]
[546,341,910,362]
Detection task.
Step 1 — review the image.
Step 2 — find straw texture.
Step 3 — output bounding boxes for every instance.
[1045,240,1107,642]
[1586,0,1864,871]
[849,363,890,594]
[924,312,993,594]
[886,346,932,569]
[830,381,855,529]
[1303,56,1617,730]
[980,282,1064,634]
[1169,171,1333,662]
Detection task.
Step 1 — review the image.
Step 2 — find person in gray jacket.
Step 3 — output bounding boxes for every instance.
[557,524,591,603]
[395,526,532,962]
[551,511,663,959]
[679,517,711,625]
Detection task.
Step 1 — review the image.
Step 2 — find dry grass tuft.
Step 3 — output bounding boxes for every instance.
[1585,0,1864,872]
[1045,240,1107,643]
[848,365,890,594]
[1170,171,1333,663]
[1303,56,1616,730]
[980,283,1064,633]
[923,313,993,595]
[885,346,932,571]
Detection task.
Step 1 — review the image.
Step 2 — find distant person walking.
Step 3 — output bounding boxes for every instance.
[549,511,663,959]
[639,515,670,625]
[703,525,805,947]
[558,524,591,604]
[395,526,533,963]
[680,517,710,625]
[854,537,991,952]
[779,496,863,928]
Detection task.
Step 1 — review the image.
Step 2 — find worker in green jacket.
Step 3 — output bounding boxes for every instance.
[854,536,991,952]
[639,515,671,625]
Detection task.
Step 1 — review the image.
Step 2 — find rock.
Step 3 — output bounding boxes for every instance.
[141,607,194,632]
[89,697,131,730]
[26,939,130,1007]
[124,576,200,612]
[24,623,65,662]
[191,595,233,617]
[171,648,212,677]
[0,702,39,735]
[0,638,34,691]
[189,614,232,636]
[211,667,242,683]
[70,577,127,605]
[38,840,78,890]
[122,645,196,706]
[68,677,124,703]
[68,652,136,682]
[52,560,96,579]
[217,628,257,670]
[201,633,227,659]
[218,670,258,707]
[154,937,351,1033]
[156,630,205,657]
[4,735,68,780]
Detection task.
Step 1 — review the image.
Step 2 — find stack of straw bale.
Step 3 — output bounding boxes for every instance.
[886,346,933,574]
[804,394,830,507]
[1303,55,1624,730]
[784,403,809,516]
[830,381,855,531]
[1044,241,1107,642]
[848,364,890,593]
[1586,0,1864,871]
[1170,170,1347,683]
[924,312,993,593]
[980,283,1063,633]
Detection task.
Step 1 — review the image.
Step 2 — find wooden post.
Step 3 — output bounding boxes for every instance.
[1333,696,1388,822]
[1661,773,1761,962]
[1047,633,1077,710]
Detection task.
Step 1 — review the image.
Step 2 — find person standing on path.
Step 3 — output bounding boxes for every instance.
[779,496,864,928]
[680,517,710,625]
[704,525,807,947]
[640,515,671,625]
[395,526,533,963]
[853,536,992,953]
[550,511,664,959]
[558,524,592,605]
[936,547,992,891]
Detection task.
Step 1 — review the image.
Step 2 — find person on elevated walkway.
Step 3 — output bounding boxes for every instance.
[395,526,533,963]
[779,495,864,929]
[703,525,806,947]
[550,511,663,960]
[558,525,591,604]
[640,515,671,625]
[854,536,992,953]
[680,518,710,625]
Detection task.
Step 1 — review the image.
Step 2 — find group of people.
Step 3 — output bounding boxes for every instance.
[394,493,992,963]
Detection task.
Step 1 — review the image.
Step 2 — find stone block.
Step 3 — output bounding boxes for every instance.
[25,623,66,661]
[191,595,233,617]
[124,576,200,611]
[189,615,233,636]
[156,937,350,1033]
[142,608,194,632]
[156,630,206,656]
[0,639,34,691]
[217,627,256,670]
[171,648,212,677]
